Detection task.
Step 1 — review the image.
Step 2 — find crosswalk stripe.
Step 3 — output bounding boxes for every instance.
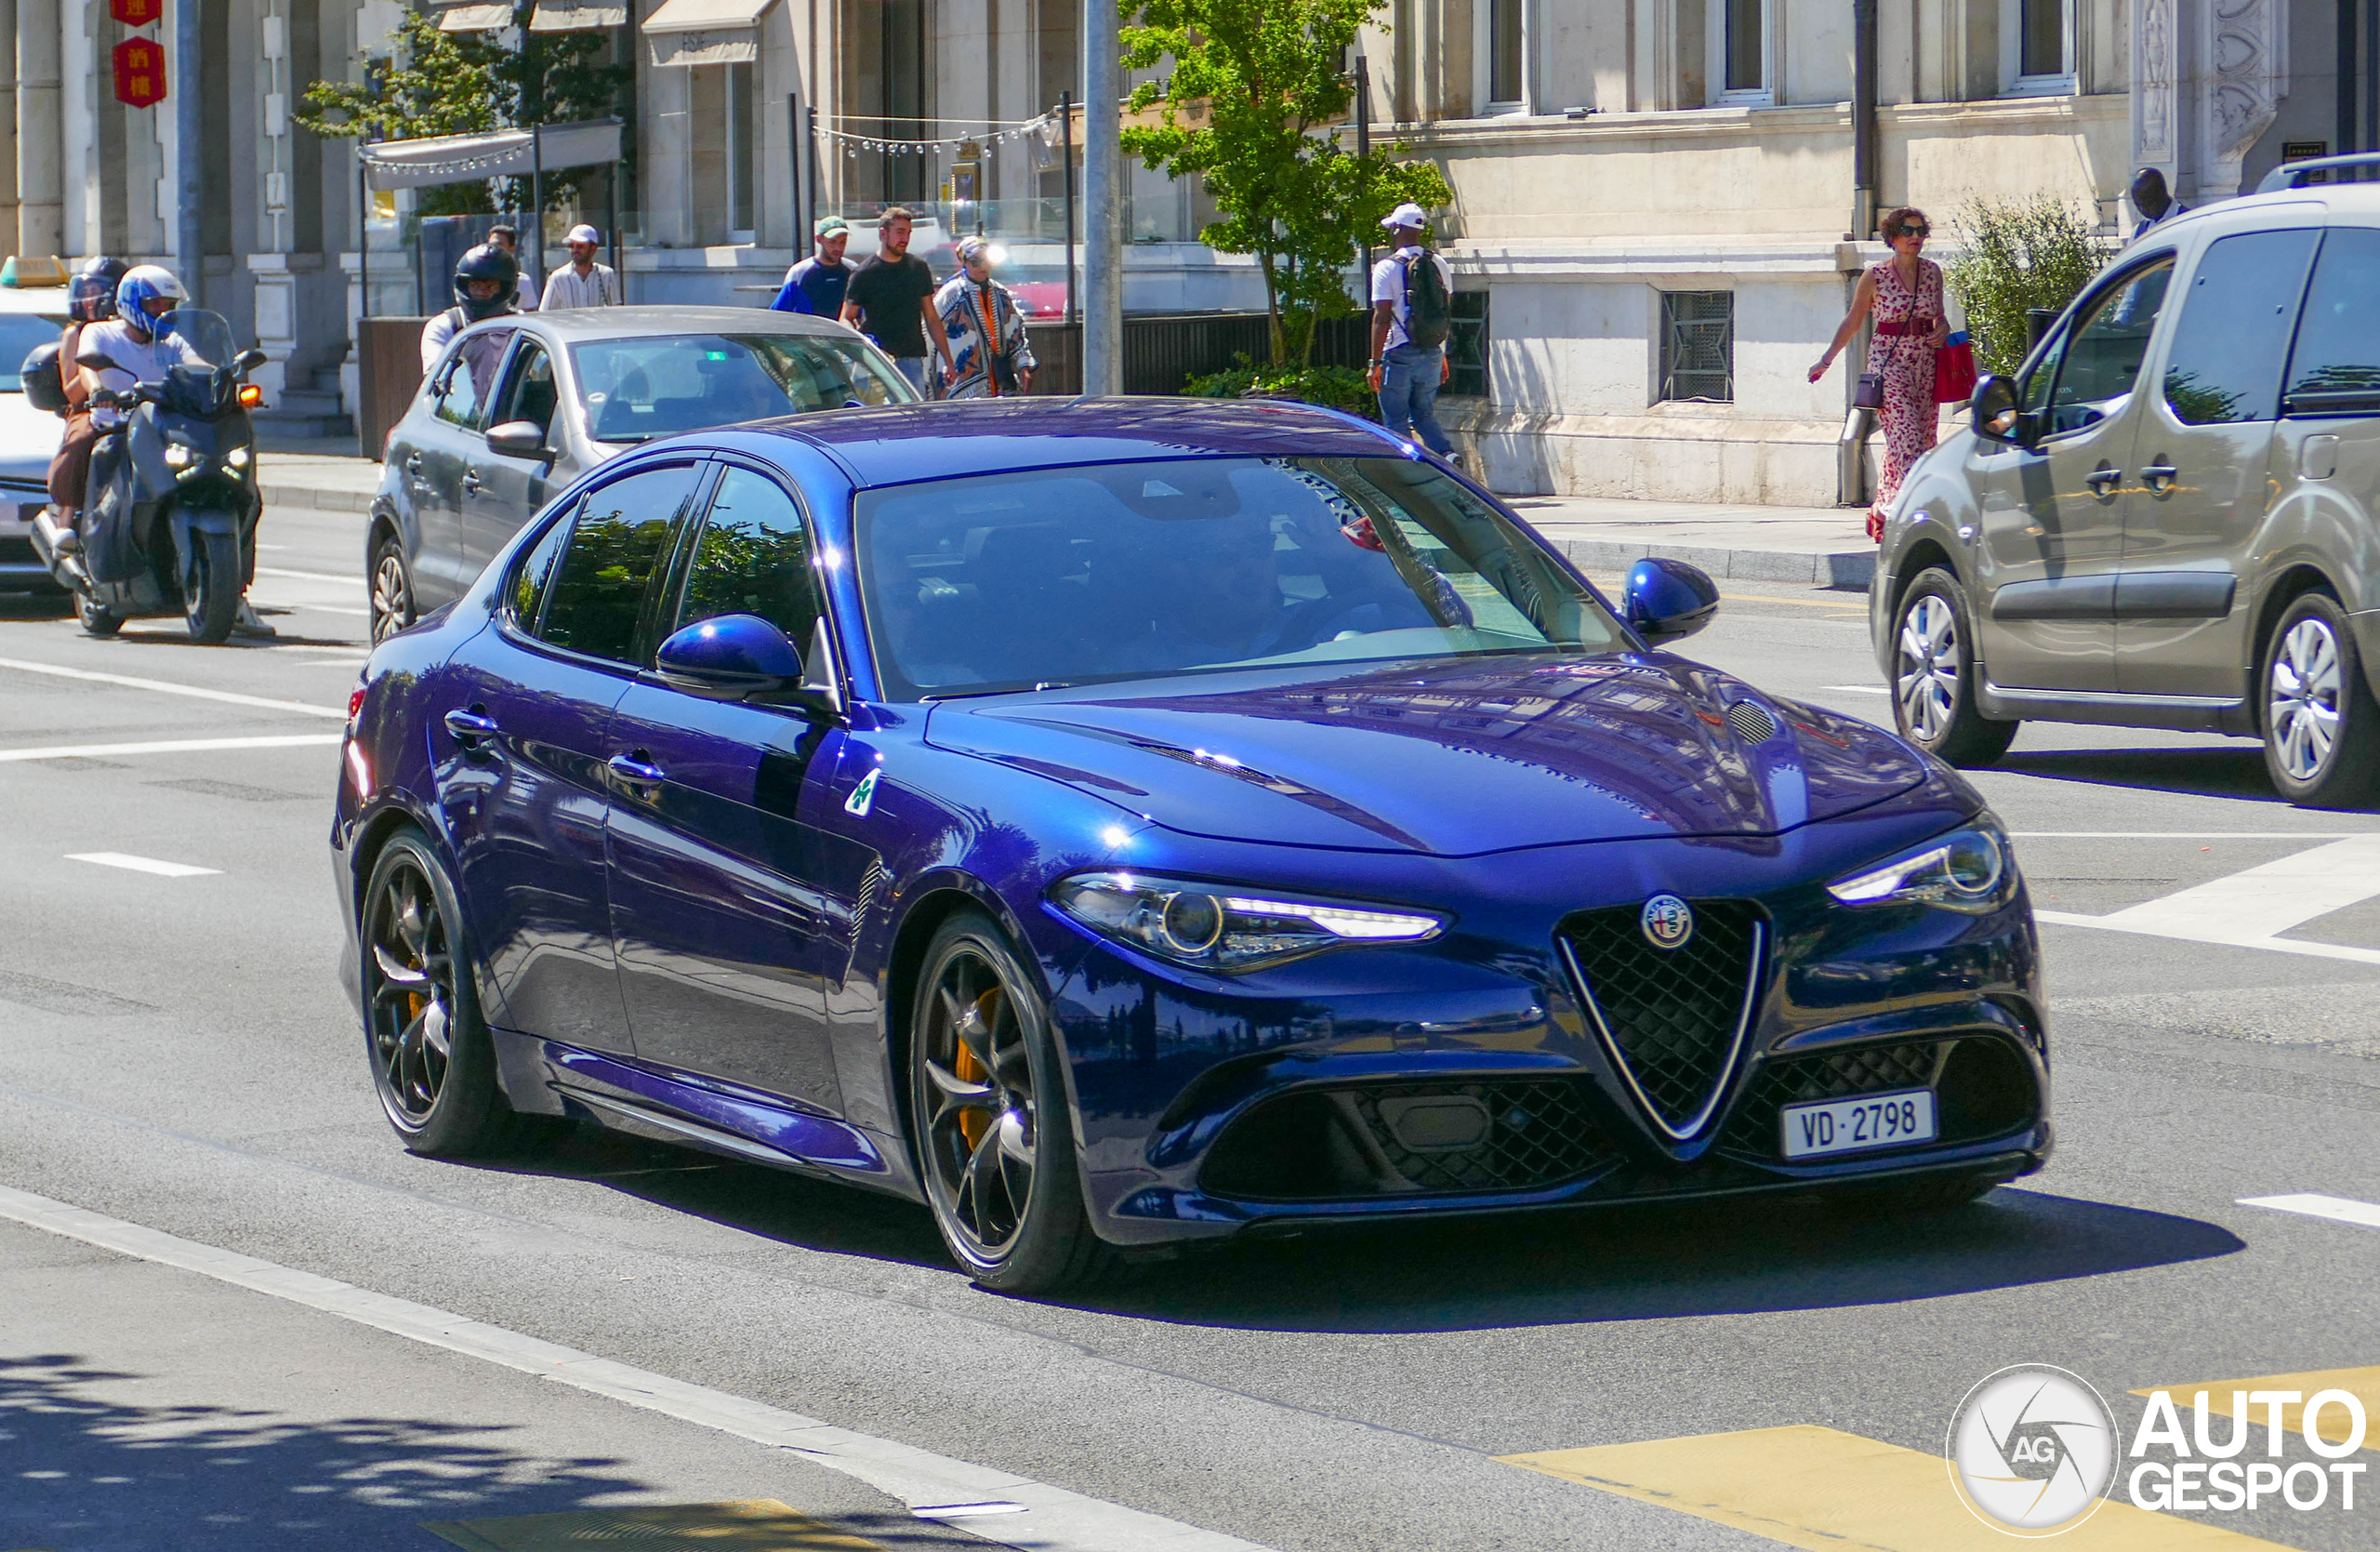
[1501,1425,2297,1549]
[2239,1193,2380,1232]
[0,734,343,763]
[2133,1367,2380,1452]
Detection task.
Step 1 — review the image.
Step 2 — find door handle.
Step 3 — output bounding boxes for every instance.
[2139,460,2179,493]
[2083,463,2122,493]
[461,469,484,495]
[404,453,423,477]
[607,752,667,791]
[443,708,499,749]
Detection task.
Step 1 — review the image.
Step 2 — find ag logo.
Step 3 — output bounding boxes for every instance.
[1640,894,1694,951]
[1947,1364,2117,1536]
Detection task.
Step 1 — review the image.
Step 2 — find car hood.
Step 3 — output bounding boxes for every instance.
[924,655,1929,856]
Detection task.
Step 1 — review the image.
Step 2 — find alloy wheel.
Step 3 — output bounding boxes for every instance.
[919,947,1038,1259]
[2269,617,2342,782]
[365,855,456,1124]
[1897,593,1960,744]
[371,550,412,643]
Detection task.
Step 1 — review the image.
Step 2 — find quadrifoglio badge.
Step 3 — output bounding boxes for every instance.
[1948,1364,2368,1535]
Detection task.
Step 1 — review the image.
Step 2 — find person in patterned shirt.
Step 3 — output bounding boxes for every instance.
[931,236,1036,400]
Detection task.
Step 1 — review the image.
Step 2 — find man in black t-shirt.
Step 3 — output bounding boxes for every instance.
[840,206,956,395]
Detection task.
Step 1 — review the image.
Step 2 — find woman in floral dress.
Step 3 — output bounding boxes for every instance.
[1810,206,1950,541]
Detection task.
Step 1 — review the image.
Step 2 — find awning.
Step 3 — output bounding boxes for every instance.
[643,0,776,66]
[435,2,513,31]
[529,0,627,31]
[359,120,625,191]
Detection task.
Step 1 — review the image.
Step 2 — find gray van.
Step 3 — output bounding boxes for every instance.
[1872,160,2380,806]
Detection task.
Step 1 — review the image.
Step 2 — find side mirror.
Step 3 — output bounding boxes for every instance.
[1623,556,1720,647]
[1970,374,2024,445]
[234,347,269,374]
[485,418,555,460]
[654,614,803,701]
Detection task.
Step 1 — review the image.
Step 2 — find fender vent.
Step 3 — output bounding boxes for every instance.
[1726,701,1778,744]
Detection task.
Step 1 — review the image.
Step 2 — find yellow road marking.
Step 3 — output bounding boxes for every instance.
[2135,1367,2380,1452]
[422,1500,887,1551]
[1501,1425,2299,1549]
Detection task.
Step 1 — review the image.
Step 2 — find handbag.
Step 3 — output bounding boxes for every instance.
[1934,331,1977,404]
[1855,330,1899,410]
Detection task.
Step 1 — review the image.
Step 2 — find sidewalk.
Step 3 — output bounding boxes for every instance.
[254,444,1878,590]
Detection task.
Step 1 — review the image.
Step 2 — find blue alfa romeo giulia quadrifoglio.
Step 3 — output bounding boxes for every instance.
[332,398,2050,1293]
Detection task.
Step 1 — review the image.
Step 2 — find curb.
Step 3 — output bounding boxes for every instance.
[259,482,377,515]
[1555,537,1875,591]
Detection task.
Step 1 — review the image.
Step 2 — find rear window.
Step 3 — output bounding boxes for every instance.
[2285,227,2380,415]
[2161,229,2319,425]
[572,333,916,444]
[0,314,65,391]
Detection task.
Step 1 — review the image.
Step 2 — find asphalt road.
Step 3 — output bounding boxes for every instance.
[2,505,2376,1552]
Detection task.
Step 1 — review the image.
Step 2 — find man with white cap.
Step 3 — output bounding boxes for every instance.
[1368,202,1460,464]
[541,224,622,310]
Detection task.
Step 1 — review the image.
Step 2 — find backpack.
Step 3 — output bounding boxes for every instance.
[1402,249,1451,350]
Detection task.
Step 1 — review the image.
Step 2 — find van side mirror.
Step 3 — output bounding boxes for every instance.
[1971,375,2025,445]
[1623,557,1720,646]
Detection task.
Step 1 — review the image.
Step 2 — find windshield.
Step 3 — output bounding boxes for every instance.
[572,332,917,444]
[0,315,63,391]
[155,308,237,369]
[856,456,1627,699]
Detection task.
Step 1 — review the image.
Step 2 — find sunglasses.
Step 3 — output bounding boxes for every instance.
[1894,222,1931,238]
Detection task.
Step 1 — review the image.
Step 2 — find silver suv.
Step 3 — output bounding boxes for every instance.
[1874,163,2380,806]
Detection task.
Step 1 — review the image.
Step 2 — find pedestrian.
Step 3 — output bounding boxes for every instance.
[2129,166,2189,241]
[932,236,1036,399]
[1810,206,1948,542]
[1367,202,1459,464]
[840,206,956,395]
[774,216,853,316]
[419,244,522,372]
[487,223,541,311]
[542,223,621,309]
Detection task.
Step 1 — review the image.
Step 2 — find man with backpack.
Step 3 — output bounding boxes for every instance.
[1368,202,1459,464]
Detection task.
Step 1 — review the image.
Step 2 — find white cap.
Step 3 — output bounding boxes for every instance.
[566,224,601,245]
[1382,202,1428,232]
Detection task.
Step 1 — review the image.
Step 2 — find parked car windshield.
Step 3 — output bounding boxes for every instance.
[573,333,916,444]
[856,456,1627,699]
[0,314,63,391]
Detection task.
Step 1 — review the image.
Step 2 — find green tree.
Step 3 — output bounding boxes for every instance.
[1120,0,1451,365]
[298,7,627,216]
[1942,195,2111,375]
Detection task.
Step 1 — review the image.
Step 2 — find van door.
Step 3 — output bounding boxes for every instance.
[1968,257,2177,692]
[2118,226,2321,696]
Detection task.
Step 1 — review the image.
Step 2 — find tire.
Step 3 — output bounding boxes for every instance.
[908,909,1116,1294]
[361,829,541,1158]
[369,532,416,644]
[183,525,240,643]
[2260,591,2380,808]
[74,590,123,638]
[1890,567,2019,767]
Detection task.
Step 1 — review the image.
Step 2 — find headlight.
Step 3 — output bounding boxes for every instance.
[226,446,251,470]
[1051,870,1444,972]
[162,443,199,471]
[1826,818,2012,913]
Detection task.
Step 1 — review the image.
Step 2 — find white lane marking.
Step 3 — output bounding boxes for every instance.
[1821,683,1889,695]
[254,564,363,585]
[0,734,343,763]
[2085,833,2380,938]
[2035,909,2380,965]
[66,853,220,878]
[0,1184,1277,1552]
[917,1503,1031,1519]
[2238,1193,2380,1231]
[281,603,372,617]
[0,657,346,719]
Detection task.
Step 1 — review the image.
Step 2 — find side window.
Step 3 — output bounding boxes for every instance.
[508,504,575,630]
[2285,228,2380,415]
[2043,259,2175,433]
[535,465,705,664]
[2162,230,2320,425]
[672,467,822,649]
[432,327,516,431]
[495,341,559,437]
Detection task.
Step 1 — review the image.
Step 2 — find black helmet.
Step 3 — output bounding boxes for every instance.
[71,256,129,324]
[453,244,520,322]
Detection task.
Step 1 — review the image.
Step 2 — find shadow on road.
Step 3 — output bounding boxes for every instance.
[0,1352,956,1551]
[1995,745,2282,804]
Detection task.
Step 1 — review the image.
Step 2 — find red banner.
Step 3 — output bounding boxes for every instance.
[112,37,165,108]
[110,0,163,26]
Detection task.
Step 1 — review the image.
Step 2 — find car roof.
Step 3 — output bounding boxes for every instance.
[498,305,861,343]
[724,396,1405,488]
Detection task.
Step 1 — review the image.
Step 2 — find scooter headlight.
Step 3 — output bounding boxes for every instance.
[162,443,198,471]
[225,446,252,471]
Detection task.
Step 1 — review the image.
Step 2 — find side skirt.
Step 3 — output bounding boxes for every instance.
[1977,681,2249,735]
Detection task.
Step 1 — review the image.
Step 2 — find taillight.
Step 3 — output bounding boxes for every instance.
[348,683,368,723]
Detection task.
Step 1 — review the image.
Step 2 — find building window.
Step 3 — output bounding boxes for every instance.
[726,60,758,241]
[2005,0,2072,92]
[1724,0,1764,94]
[1449,291,1490,398]
[1660,292,1734,404]
[1488,0,1524,108]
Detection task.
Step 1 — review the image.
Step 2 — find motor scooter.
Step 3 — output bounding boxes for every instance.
[28,308,268,643]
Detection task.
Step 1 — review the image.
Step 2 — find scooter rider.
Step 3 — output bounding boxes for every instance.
[419,243,521,372]
[46,255,127,543]
[76,265,275,638]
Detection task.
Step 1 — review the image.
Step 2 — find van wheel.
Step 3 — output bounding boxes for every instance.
[2261,592,2380,808]
[1891,568,2019,766]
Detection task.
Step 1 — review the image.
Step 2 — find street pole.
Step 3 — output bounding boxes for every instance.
[174,0,202,300]
[1355,54,1372,283]
[787,92,804,253]
[1851,0,1876,240]
[1080,0,1121,395]
[1060,89,1077,329]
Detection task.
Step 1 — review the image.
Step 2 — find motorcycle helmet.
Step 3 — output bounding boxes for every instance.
[453,244,520,322]
[114,265,189,336]
[70,256,129,324]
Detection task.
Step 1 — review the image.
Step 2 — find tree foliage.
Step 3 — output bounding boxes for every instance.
[1942,195,2111,375]
[297,7,627,216]
[1120,0,1450,365]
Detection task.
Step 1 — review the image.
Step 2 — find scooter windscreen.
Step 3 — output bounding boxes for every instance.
[152,309,243,418]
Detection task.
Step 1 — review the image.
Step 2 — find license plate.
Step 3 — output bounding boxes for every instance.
[1780,1088,1937,1160]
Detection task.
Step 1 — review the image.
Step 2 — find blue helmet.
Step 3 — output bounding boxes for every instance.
[115,265,188,333]
[70,256,128,324]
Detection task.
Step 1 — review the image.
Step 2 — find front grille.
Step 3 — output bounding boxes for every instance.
[1719,1036,2037,1161]
[1558,900,1764,1136]
[1200,1077,1619,1201]
[1726,701,1778,744]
